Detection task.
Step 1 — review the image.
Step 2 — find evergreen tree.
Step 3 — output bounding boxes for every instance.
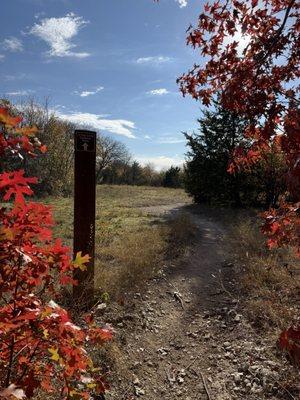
[130,161,143,185]
[184,102,247,205]
[184,102,287,207]
[163,166,182,188]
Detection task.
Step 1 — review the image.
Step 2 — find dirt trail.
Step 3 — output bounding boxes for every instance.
[105,205,290,400]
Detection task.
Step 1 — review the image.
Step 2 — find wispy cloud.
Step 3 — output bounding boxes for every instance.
[0,55,5,61]
[34,12,46,20]
[136,155,184,171]
[6,90,34,96]
[147,88,169,96]
[74,86,104,97]
[136,56,171,65]
[30,13,90,58]
[3,37,23,52]
[3,73,27,81]
[157,136,185,144]
[56,111,136,138]
[176,0,188,7]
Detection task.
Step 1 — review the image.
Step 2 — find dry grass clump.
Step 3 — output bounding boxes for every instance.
[246,299,296,331]
[95,226,166,298]
[228,216,300,330]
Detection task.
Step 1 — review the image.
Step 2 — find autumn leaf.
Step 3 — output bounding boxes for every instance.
[69,390,80,398]
[279,326,300,365]
[98,328,113,341]
[270,221,281,235]
[15,126,38,137]
[0,170,37,205]
[40,144,47,153]
[0,227,14,241]
[43,329,49,339]
[0,107,22,127]
[73,252,90,271]
[48,347,60,362]
[87,383,96,389]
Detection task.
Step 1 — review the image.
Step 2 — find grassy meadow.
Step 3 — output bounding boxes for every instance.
[45,185,192,299]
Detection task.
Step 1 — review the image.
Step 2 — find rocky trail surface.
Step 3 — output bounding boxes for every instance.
[101,205,297,400]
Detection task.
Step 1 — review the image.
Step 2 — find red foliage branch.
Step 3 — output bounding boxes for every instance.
[0,109,112,399]
[176,0,299,363]
[177,0,300,248]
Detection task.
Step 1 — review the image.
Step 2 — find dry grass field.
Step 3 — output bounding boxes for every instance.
[45,185,192,299]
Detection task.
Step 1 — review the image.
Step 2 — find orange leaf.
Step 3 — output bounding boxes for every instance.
[0,108,22,128]
[15,126,38,137]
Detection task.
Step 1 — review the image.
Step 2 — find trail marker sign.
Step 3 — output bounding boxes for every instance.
[75,132,96,152]
[73,130,96,304]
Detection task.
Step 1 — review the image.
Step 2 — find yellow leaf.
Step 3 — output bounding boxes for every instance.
[87,383,96,389]
[43,329,49,339]
[41,308,52,318]
[48,347,60,362]
[68,390,81,399]
[73,251,90,271]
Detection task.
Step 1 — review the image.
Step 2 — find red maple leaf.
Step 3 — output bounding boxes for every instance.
[0,170,37,204]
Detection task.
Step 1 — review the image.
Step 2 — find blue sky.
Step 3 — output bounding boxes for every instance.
[0,0,205,169]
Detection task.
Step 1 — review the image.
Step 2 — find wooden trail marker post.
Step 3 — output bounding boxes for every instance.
[73,130,96,305]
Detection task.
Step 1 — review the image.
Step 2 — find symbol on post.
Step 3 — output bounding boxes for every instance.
[75,131,96,152]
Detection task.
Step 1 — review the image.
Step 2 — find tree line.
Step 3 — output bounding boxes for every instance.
[0,98,182,196]
[1,97,288,208]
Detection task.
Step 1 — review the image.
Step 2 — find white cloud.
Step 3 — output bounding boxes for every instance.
[30,13,90,58]
[157,136,185,144]
[147,88,169,96]
[136,56,171,65]
[176,0,188,7]
[0,55,5,61]
[75,86,104,97]
[144,135,151,139]
[136,155,184,171]
[6,90,34,96]
[3,37,23,52]
[56,111,136,138]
